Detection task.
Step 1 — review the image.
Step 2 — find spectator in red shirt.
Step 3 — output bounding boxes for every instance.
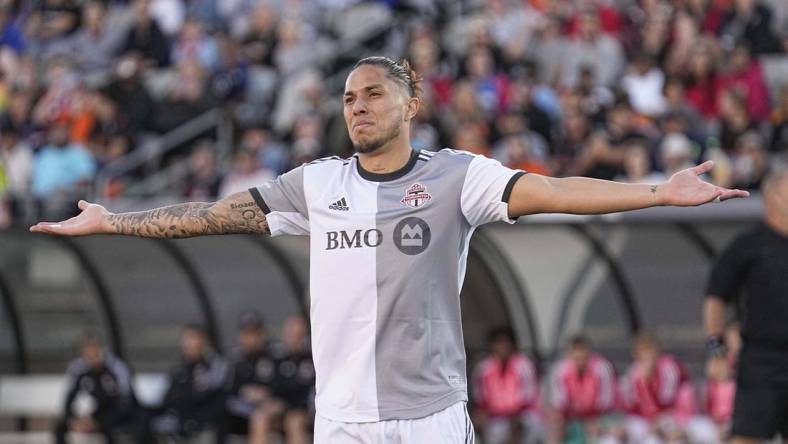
[473,327,543,444]
[619,333,694,443]
[549,335,616,443]
[721,43,771,122]
[684,40,724,120]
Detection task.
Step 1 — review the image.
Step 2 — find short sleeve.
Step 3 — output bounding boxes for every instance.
[460,154,525,227]
[249,166,310,237]
[705,234,751,302]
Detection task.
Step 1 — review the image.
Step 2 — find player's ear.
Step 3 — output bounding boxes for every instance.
[404,96,420,122]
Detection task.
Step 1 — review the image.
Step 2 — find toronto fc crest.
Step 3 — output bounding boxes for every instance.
[400,183,432,208]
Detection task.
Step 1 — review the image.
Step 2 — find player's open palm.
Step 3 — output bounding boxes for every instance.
[661,161,749,207]
[30,200,111,236]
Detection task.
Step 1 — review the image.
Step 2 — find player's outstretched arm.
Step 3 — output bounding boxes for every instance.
[29,191,269,237]
[507,160,749,217]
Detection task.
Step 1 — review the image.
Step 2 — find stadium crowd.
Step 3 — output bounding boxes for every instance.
[58,320,742,444]
[0,0,786,227]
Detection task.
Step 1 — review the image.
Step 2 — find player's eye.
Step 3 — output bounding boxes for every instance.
[370,92,381,97]
[344,97,354,105]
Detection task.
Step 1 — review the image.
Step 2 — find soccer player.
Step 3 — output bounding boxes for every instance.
[618,333,693,444]
[223,313,281,444]
[54,333,137,444]
[704,167,788,444]
[139,325,226,443]
[31,57,748,443]
[472,327,542,444]
[549,335,616,443]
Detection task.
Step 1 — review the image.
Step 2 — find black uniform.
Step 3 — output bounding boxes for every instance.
[706,223,788,439]
[139,354,226,442]
[273,347,315,412]
[223,346,278,434]
[54,355,137,444]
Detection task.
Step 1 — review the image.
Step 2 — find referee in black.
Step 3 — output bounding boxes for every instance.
[704,166,788,444]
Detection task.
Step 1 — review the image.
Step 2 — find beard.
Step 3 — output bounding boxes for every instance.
[352,123,401,154]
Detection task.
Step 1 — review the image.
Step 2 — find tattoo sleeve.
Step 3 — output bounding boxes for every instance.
[106,191,270,238]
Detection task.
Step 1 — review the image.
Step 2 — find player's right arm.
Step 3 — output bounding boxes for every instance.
[29,191,269,237]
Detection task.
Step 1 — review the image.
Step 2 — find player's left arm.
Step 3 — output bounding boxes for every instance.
[507,161,749,217]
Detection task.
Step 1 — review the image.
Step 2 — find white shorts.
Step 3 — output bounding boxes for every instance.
[314,401,476,444]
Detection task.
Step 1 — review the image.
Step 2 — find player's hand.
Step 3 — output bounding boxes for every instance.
[659,161,749,206]
[29,200,113,236]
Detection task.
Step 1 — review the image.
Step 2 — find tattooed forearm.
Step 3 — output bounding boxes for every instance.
[107,193,269,238]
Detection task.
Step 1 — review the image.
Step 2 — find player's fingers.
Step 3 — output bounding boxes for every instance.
[691,160,714,176]
[29,222,63,234]
[78,200,89,210]
[718,189,750,201]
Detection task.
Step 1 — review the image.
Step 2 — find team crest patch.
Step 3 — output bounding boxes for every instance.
[400,183,432,208]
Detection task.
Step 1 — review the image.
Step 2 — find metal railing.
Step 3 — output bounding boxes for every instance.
[93,108,233,199]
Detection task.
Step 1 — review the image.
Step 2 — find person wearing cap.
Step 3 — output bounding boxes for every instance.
[222,313,282,444]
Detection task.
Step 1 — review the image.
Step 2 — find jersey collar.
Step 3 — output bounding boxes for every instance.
[355,149,419,182]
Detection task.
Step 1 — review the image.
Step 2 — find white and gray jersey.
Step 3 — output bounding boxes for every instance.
[250,148,525,422]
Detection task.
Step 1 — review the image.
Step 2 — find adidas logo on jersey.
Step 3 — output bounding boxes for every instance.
[328,197,349,211]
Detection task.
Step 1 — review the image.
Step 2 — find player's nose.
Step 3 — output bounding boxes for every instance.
[352,99,368,115]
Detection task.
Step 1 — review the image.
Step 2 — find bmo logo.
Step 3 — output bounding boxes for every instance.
[393,217,431,255]
[324,217,431,255]
[326,229,383,250]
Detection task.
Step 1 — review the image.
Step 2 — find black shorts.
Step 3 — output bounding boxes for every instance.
[732,344,788,439]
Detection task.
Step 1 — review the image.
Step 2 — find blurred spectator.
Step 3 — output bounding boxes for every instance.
[618,140,665,184]
[223,313,279,443]
[273,315,314,444]
[25,0,82,52]
[769,85,788,152]
[183,140,220,199]
[660,133,699,177]
[573,65,614,125]
[730,131,769,190]
[140,325,226,443]
[0,5,26,55]
[463,45,511,116]
[683,356,736,443]
[492,112,551,175]
[46,1,126,77]
[0,124,33,200]
[102,55,155,137]
[218,149,274,198]
[719,88,756,151]
[621,54,667,117]
[472,327,543,444]
[54,333,137,444]
[152,60,215,133]
[440,80,486,139]
[31,123,96,199]
[662,78,704,136]
[722,43,772,122]
[171,19,219,72]
[121,0,170,67]
[684,40,724,120]
[210,32,248,101]
[562,10,625,89]
[719,0,783,54]
[238,126,289,175]
[549,335,617,444]
[236,3,279,67]
[619,333,694,444]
